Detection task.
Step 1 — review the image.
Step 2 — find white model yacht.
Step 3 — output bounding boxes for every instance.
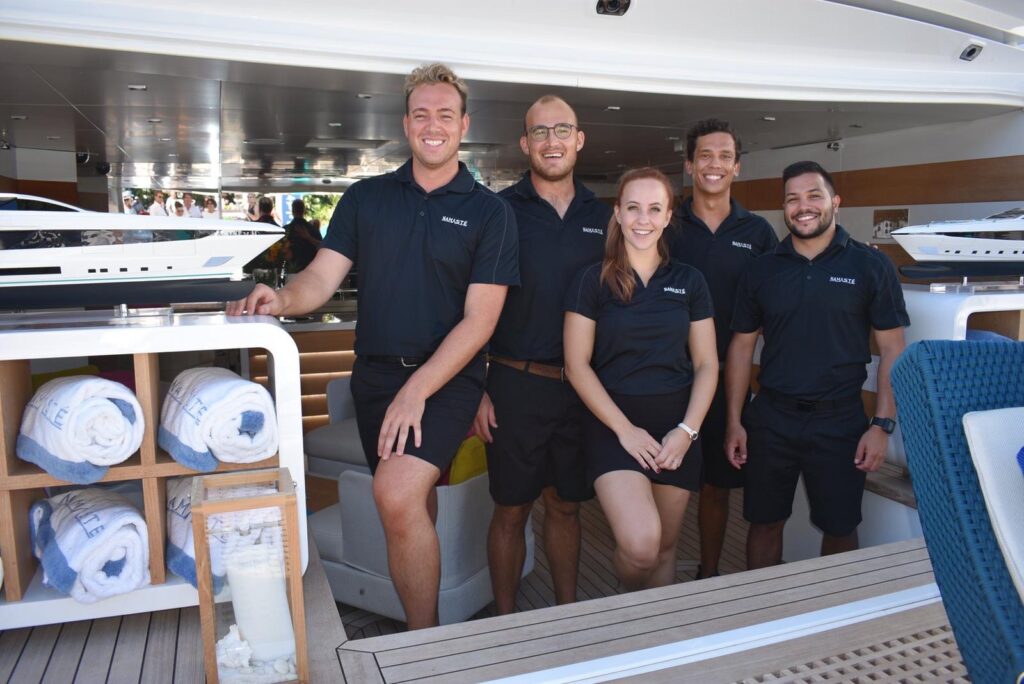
[0,209,282,309]
[892,208,1024,278]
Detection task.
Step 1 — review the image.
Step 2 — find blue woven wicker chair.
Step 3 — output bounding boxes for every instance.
[892,339,1024,683]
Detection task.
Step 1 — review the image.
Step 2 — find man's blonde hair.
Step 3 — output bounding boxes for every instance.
[404,63,468,115]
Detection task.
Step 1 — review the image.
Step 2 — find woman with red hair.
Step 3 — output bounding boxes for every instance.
[564,167,718,591]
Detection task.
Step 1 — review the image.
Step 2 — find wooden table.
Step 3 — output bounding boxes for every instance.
[337,538,967,683]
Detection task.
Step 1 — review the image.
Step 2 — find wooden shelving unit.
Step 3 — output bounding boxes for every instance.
[0,310,306,629]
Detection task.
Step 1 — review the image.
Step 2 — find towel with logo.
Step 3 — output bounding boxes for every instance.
[17,376,144,484]
[29,487,150,603]
[166,477,230,593]
[158,367,278,472]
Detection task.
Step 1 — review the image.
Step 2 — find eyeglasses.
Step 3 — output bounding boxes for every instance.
[526,123,578,142]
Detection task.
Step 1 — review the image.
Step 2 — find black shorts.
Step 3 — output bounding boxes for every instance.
[583,387,702,491]
[349,355,485,475]
[742,392,868,537]
[700,375,744,489]
[485,363,591,506]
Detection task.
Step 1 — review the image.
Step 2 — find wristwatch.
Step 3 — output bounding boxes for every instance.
[870,416,896,434]
[677,422,699,441]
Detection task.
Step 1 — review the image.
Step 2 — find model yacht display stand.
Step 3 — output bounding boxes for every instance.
[780,279,1024,562]
[0,308,307,629]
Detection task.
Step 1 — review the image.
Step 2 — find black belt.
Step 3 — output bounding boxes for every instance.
[759,387,861,412]
[364,354,430,367]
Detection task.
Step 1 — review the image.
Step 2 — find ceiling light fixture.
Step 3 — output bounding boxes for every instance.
[159,137,172,142]
[10,115,27,121]
[147,118,162,123]
[328,122,343,127]
[603,149,616,154]
[168,153,177,157]
[127,84,148,91]
[665,136,680,141]
[604,105,621,111]
[46,135,61,141]
[761,115,777,122]
[357,93,373,100]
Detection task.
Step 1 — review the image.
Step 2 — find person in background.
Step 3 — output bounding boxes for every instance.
[182,192,203,218]
[173,200,186,218]
[564,167,718,592]
[202,196,218,218]
[226,63,517,629]
[148,191,168,216]
[668,118,778,580]
[725,160,908,569]
[256,196,279,226]
[284,198,322,271]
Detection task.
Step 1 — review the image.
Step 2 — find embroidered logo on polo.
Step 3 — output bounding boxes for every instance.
[442,215,469,227]
[829,276,856,285]
[663,286,687,295]
[732,241,753,250]
[582,226,604,235]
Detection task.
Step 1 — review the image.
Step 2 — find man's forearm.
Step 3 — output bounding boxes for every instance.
[725,336,757,425]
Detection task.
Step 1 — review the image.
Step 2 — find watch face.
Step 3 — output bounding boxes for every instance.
[872,417,896,434]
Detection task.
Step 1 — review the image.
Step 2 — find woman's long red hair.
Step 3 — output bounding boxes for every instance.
[600,167,675,303]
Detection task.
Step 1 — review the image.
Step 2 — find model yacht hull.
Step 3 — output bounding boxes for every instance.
[0,211,283,309]
[891,209,1024,278]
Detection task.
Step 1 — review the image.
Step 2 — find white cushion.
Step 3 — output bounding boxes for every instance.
[303,417,366,465]
[963,407,1024,601]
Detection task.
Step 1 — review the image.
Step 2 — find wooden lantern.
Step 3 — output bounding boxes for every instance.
[190,467,308,683]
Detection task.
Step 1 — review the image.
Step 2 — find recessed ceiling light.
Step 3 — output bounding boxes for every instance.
[10,115,27,121]
[603,149,616,154]
[147,118,162,124]
[168,153,177,157]
[604,105,621,111]
[357,93,373,100]
[46,135,61,141]
[761,115,777,122]
[127,84,148,91]
[159,137,172,142]
[328,122,343,127]
[665,135,680,141]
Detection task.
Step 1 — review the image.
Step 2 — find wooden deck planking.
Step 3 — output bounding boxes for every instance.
[172,608,203,684]
[40,620,91,684]
[0,627,32,682]
[139,609,179,684]
[106,612,150,683]
[73,616,121,683]
[8,623,60,684]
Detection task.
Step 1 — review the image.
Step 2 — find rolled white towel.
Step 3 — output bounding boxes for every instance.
[17,376,144,484]
[29,488,150,603]
[158,368,278,472]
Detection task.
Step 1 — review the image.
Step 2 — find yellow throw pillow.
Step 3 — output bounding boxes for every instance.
[448,436,487,485]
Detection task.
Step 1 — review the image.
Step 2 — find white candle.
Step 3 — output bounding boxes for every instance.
[224,534,295,662]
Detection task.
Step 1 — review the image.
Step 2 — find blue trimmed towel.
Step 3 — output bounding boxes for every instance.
[158,368,278,472]
[17,376,144,484]
[166,477,227,593]
[29,488,150,603]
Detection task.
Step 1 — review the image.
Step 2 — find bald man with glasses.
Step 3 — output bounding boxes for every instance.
[474,95,611,614]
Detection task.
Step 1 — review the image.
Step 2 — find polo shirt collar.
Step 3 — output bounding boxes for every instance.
[393,159,477,195]
[512,172,596,204]
[777,224,851,260]
[679,195,750,228]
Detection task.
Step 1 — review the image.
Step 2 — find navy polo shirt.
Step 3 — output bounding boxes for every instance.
[566,260,714,395]
[322,160,519,357]
[490,173,611,363]
[731,225,909,401]
[669,197,778,360]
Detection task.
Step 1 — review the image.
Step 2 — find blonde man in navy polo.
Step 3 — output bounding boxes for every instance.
[228,64,519,629]
[725,161,907,569]
[475,95,611,614]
